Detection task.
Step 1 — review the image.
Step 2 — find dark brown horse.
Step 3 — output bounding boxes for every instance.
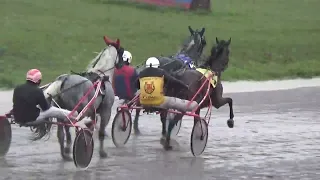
[133,26,207,135]
[161,37,234,150]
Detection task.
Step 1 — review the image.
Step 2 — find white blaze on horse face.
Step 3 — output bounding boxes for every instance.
[43,80,63,99]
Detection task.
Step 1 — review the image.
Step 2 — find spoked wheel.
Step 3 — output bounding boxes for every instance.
[29,118,53,140]
[73,129,94,169]
[165,110,182,136]
[29,118,53,133]
[0,118,12,157]
[30,126,36,132]
[190,118,208,156]
[111,109,132,147]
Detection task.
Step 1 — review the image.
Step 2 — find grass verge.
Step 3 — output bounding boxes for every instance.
[0,0,319,88]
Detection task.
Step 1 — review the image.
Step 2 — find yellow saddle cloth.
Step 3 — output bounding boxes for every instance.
[195,68,218,88]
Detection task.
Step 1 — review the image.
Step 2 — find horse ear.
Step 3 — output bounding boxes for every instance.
[188,26,194,34]
[227,38,231,45]
[200,28,205,36]
[216,37,219,44]
[116,39,120,48]
[103,36,112,45]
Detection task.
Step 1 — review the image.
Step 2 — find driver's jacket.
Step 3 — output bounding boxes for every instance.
[113,64,138,100]
[137,67,187,106]
[12,81,49,124]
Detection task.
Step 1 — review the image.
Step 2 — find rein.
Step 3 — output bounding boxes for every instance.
[90,48,106,68]
[47,79,90,99]
[47,47,120,99]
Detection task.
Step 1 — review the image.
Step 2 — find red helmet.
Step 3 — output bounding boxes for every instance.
[26,69,42,83]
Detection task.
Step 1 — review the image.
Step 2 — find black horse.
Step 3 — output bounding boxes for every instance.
[136,26,207,74]
[159,37,234,150]
[133,26,207,134]
[157,26,207,72]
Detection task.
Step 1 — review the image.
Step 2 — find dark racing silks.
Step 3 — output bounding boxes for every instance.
[113,65,138,100]
[12,81,50,124]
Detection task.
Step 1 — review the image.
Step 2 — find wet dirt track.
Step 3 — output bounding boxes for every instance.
[0,87,319,180]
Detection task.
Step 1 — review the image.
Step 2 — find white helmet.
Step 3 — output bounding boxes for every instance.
[145,57,160,68]
[122,51,132,64]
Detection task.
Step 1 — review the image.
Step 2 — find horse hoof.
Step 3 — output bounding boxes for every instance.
[164,144,173,151]
[134,130,141,136]
[64,147,71,154]
[162,140,173,151]
[227,119,234,128]
[160,137,166,145]
[62,154,73,161]
[99,151,108,158]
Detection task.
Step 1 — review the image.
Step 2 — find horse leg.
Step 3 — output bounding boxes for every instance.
[133,109,141,135]
[98,93,114,158]
[164,113,183,150]
[212,83,234,128]
[194,109,201,125]
[64,126,72,154]
[98,105,113,158]
[57,124,72,161]
[96,82,115,158]
[160,111,167,144]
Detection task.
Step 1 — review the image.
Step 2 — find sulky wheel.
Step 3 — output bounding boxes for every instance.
[111,109,132,148]
[30,126,36,132]
[73,129,94,169]
[190,118,208,156]
[165,110,182,136]
[0,117,12,157]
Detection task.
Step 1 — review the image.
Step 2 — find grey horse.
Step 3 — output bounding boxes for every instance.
[36,37,123,160]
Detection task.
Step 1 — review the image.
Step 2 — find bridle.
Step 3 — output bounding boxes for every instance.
[183,32,206,59]
[90,45,123,77]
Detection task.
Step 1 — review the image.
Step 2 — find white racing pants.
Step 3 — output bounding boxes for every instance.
[35,106,78,122]
[144,96,199,112]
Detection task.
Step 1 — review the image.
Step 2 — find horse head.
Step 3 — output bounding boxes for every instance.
[178,26,207,62]
[201,37,231,74]
[86,36,124,77]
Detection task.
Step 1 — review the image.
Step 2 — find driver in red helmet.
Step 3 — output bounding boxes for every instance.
[12,69,77,125]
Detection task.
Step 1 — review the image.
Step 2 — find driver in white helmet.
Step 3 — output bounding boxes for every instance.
[122,50,133,65]
[113,50,138,101]
[137,57,198,112]
[12,69,77,125]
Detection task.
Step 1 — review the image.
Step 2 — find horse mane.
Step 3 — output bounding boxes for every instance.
[198,43,219,68]
[86,45,118,75]
[199,40,230,72]
[85,49,105,71]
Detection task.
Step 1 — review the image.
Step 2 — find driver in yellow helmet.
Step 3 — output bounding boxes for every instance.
[137,57,198,112]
